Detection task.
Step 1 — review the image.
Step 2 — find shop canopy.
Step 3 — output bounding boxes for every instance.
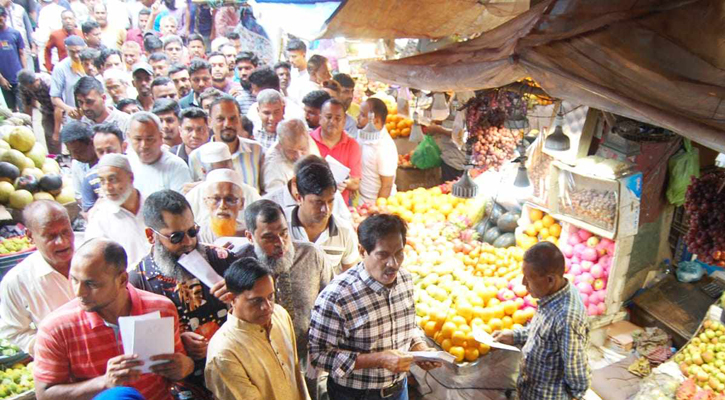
[364,0,725,152]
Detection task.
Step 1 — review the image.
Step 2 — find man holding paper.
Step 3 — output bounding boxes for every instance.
[205,257,310,400]
[492,242,590,400]
[308,214,440,400]
[129,190,237,400]
[33,238,193,400]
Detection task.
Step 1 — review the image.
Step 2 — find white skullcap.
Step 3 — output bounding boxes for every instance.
[97,153,132,173]
[199,142,232,164]
[205,169,242,188]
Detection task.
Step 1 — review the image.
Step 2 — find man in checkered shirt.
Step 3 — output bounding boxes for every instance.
[308,214,440,400]
[494,242,591,400]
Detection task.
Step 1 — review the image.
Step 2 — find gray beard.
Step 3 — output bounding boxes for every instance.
[254,241,295,276]
[107,186,133,208]
[153,242,206,282]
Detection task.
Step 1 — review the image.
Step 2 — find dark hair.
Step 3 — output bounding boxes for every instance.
[81,19,99,35]
[241,115,253,136]
[96,48,122,69]
[148,52,169,63]
[274,61,291,71]
[234,51,258,66]
[322,79,341,95]
[168,63,188,76]
[189,58,211,75]
[0,6,6,17]
[365,97,388,125]
[60,120,93,144]
[244,200,285,234]
[248,67,279,91]
[79,47,100,62]
[144,35,163,53]
[116,98,142,112]
[73,76,104,98]
[207,51,226,62]
[151,76,173,88]
[180,106,207,123]
[332,73,354,89]
[321,98,344,111]
[152,98,180,118]
[199,87,224,105]
[307,54,328,75]
[286,38,306,53]
[188,33,204,45]
[524,241,565,276]
[225,32,240,40]
[138,7,151,17]
[209,95,241,117]
[301,90,331,110]
[295,156,336,197]
[77,238,128,273]
[224,257,272,295]
[92,122,124,144]
[358,214,407,254]
[16,69,36,87]
[143,190,191,230]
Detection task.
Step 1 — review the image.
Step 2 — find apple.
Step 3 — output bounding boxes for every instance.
[587,236,600,248]
[568,234,582,246]
[704,351,715,364]
[680,362,690,376]
[578,229,593,241]
[720,365,725,374]
[593,279,607,291]
[513,285,528,298]
[580,272,595,284]
[716,359,724,368]
[570,264,582,276]
[694,353,704,365]
[576,282,593,295]
[587,303,598,316]
[693,338,703,346]
[580,261,593,272]
[571,256,581,265]
[561,244,574,258]
[590,264,604,279]
[498,289,516,302]
[698,371,709,382]
[707,329,717,339]
[596,302,605,314]
[579,292,589,305]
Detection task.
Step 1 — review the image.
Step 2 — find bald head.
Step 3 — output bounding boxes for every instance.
[75,238,128,274]
[277,119,308,143]
[23,200,70,233]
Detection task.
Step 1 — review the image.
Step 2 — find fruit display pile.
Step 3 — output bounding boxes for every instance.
[517,208,562,250]
[559,187,617,231]
[0,340,19,357]
[0,237,33,256]
[674,320,725,398]
[474,204,520,249]
[0,123,74,209]
[684,171,725,266]
[0,362,33,398]
[385,114,414,139]
[397,151,414,168]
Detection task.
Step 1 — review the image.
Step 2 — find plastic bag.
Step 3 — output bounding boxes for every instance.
[676,261,705,283]
[411,135,442,170]
[666,139,700,206]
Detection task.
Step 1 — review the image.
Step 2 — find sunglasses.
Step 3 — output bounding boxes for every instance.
[151,224,200,244]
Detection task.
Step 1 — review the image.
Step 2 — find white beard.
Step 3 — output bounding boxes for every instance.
[254,241,295,275]
[107,186,134,208]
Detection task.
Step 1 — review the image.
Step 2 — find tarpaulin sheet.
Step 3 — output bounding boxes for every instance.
[366,0,725,152]
[318,0,530,40]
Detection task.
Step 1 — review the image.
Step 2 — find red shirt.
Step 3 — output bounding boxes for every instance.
[310,127,362,204]
[44,28,82,72]
[34,285,185,400]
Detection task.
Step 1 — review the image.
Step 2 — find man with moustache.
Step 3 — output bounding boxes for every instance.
[169,64,192,99]
[208,51,241,96]
[44,9,80,72]
[75,76,131,134]
[85,154,150,268]
[0,201,75,356]
[171,107,209,165]
[131,62,154,111]
[197,169,246,243]
[179,59,212,109]
[262,118,318,192]
[235,199,331,398]
[152,98,182,148]
[129,190,237,400]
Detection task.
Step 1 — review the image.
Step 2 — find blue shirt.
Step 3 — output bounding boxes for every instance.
[80,167,101,212]
[513,282,590,400]
[50,57,83,107]
[0,27,24,85]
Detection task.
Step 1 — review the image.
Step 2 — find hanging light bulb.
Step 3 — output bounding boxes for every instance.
[545,108,570,151]
[431,93,449,121]
[452,136,478,199]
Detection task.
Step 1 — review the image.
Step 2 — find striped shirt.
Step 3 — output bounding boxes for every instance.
[188,138,264,191]
[253,128,277,152]
[513,282,590,400]
[308,263,424,390]
[33,285,184,400]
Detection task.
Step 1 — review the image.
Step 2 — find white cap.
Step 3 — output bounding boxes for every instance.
[199,142,232,164]
[97,153,132,173]
[205,169,242,188]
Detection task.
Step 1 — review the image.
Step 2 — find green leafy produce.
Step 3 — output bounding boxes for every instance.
[0,341,18,357]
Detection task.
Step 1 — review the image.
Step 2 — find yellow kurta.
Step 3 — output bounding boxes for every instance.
[205,305,310,400]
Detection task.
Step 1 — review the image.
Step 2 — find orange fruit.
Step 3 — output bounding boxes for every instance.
[533,220,544,232]
[452,315,468,327]
[464,347,480,362]
[401,127,411,136]
[441,322,457,339]
[459,324,472,334]
[480,323,493,334]
[488,298,501,308]
[441,338,453,352]
[542,215,555,228]
[529,208,544,222]
[549,223,562,238]
[479,307,494,323]
[492,304,506,319]
[424,321,438,337]
[488,318,503,332]
[479,342,491,356]
[449,346,465,363]
[502,316,514,329]
[451,330,467,346]
[539,228,550,240]
[525,225,537,237]
[512,310,529,325]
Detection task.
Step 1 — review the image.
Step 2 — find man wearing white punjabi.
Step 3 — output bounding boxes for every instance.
[84,153,151,268]
[197,169,246,243]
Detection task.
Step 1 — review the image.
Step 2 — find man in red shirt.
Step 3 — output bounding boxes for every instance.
[33,238,194,400]
[310,98,361,204]
[44,9,81,72]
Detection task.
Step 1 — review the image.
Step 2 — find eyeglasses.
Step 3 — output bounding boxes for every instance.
[151,224,200,244]
[204,196,241,207]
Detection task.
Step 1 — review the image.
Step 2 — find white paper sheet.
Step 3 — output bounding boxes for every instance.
[178,249,223,288]
[133,317,175,373]
[472,328,521,352]
[119,311,161,356]
[212,236,250,255]
[325,155,351,185]
[409,351,456,364]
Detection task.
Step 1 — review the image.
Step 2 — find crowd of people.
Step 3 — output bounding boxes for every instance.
[0,1,591,399]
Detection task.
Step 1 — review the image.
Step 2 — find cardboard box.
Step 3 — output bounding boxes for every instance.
[606,320,644,352]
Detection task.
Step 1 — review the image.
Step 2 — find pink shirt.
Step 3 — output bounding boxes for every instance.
[310,127,361,204]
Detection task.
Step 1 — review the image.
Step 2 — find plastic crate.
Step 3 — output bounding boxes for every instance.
[0,248,35,283]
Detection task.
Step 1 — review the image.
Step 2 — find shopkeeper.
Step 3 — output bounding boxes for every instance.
[494,242,591,400]
[423,92,466,182]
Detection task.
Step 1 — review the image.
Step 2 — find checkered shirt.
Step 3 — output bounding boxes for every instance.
[512,282,591,400]
[308,263,424,390]
[253,128,277,152]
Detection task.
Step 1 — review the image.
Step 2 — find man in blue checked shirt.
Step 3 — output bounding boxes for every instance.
[493,242,591,400]
[308,213,440,400]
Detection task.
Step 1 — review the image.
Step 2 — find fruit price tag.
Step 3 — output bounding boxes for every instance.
[409,351,456,364]
[472,328,521,352]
